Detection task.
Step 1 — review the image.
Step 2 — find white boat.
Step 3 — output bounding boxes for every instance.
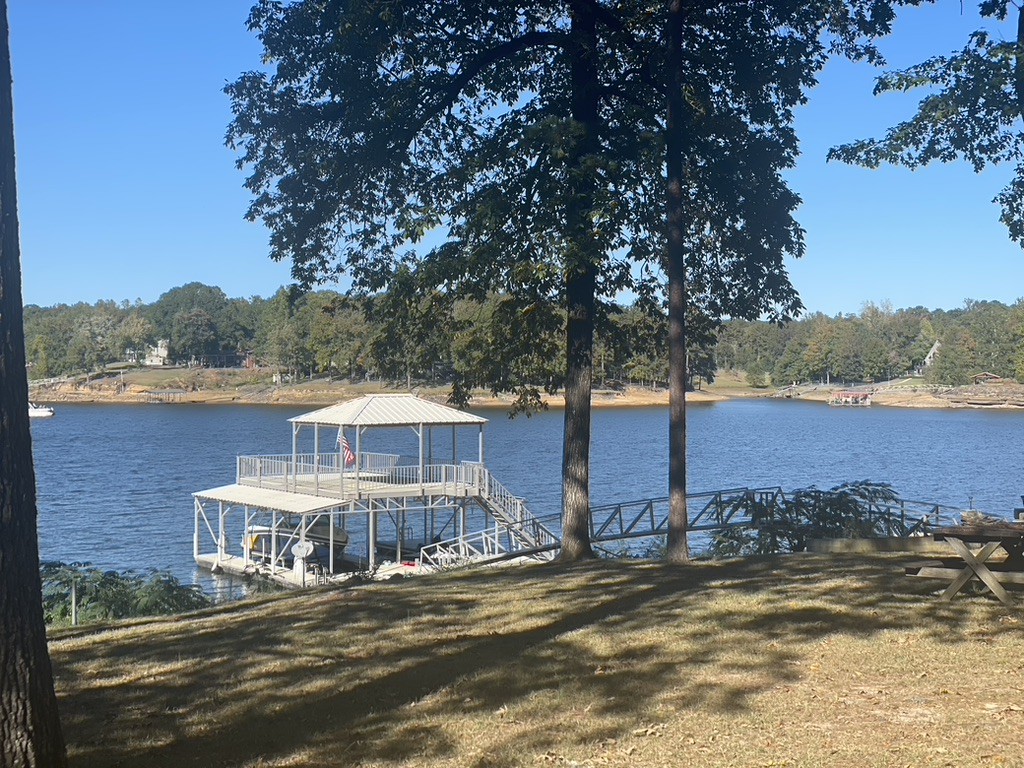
[29,402,54,418]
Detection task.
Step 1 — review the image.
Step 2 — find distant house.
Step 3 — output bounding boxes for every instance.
[145,340,170,367]
[914,340,941,376]
[972,371,1003,385]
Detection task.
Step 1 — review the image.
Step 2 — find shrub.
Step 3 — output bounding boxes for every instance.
[40,562,211,627]
[708,481,902,557]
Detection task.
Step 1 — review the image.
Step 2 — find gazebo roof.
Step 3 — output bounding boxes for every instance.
[289,394,488,428]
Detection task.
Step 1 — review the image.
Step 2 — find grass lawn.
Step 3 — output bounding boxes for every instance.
[51,554,1024,767]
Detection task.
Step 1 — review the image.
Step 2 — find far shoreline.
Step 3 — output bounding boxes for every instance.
[28,368,1024,412]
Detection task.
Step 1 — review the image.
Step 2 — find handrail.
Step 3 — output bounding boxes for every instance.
[473,465,559,549]
[588,489,968,543]
[418,513,562,570]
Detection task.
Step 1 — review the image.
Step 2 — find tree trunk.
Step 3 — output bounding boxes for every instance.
[0,1,69,764]
[559,1,600,561]
[665,0,690,564]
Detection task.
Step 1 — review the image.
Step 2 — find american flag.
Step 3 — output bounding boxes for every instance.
[337,430,355,467]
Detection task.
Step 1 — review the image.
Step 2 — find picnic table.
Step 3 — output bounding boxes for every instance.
[906,523,1024,605]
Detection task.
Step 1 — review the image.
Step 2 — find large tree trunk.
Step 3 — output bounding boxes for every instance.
[664,0,690,564]
[0,1,69,763]
[559,0,600,561]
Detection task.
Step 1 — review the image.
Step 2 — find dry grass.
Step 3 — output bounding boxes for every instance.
[50,554,1024,768]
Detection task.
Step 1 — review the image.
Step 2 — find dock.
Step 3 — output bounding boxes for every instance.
[828,389,872,406]
[192,394,559,589]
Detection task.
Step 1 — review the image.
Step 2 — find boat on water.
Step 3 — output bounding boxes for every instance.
[29,402,54,418]
[246,517,354,571]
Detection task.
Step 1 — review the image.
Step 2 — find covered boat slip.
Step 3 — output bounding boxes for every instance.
[192,483,474,587]
[193,395,557,588]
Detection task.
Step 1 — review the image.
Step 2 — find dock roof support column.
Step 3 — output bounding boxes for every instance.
[271,510,278,574]
[355,427,362,496]
[368,504,377,570]
[217,501,226,564]
[243,506,252,565]
[329,512,335,574]
[314,423,320,495]
[193,499,201,560]
[418,423,424,494]
[397,509,403,564]
[478,425,484,464]
[291,422,300,492]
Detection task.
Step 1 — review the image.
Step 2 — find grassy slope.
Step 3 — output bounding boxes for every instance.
[51,555,1024,768]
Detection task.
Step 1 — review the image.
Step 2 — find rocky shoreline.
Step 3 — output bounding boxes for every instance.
[27,369,1024,410]
[28,376,725,409]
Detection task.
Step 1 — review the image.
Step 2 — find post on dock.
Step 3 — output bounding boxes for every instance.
[328,511,335,574]
[217,501,226,565]
[368,503,378,570]
[313,423,321,495]
[355,427,362,496]
[270,510,279,573]
[418,423,425,494]
[291,422,299,492]
[193,499,201,561]
[243,506,252,565]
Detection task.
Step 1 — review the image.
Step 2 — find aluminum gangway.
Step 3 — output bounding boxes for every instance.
[418,486,969,571]
[588,486,966,543]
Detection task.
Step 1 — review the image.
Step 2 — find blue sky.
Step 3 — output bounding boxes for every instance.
[9,1,1024,315]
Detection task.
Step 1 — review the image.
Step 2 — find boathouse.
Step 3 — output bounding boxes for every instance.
[192,394,558,587]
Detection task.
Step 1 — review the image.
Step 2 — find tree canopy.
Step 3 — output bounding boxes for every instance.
[830,1,1024,240]
[225,0,947,562]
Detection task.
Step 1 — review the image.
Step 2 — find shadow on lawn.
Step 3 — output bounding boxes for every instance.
[52,554,1024,768]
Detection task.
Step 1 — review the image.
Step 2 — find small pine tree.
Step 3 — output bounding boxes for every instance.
[745,359,769,388]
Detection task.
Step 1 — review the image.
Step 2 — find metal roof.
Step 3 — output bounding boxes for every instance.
[289,394,488,427]
[193,484,343,515]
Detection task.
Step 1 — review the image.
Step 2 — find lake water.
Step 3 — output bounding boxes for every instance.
[29,399,1024,587]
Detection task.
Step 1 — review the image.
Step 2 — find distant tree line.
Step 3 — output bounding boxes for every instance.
[25,288,1024,390]
[23,281,718,390]
[718,300,1024,387]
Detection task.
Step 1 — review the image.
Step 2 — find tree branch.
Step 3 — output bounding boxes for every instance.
[389,30,570,154]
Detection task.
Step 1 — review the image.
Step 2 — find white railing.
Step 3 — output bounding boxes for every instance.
[236,453,487,497]
[473,466,559,549]
[362,452,400,474]
[419,528,511,570]
[418,512,561,571]
[238,452,399,485]
[237,454,291,485]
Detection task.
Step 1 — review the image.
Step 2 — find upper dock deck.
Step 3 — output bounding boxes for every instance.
[235,451,488,503]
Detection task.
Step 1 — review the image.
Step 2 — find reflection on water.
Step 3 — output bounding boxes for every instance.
[30,399,1024,587]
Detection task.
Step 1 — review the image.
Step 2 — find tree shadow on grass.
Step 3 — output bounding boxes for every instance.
[52,553,1024,767]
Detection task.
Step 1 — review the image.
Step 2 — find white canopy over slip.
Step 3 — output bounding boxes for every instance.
[193,484,340,515]
[289,394,487,428]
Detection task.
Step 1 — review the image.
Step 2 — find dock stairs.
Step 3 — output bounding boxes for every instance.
[418,468,560,570]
